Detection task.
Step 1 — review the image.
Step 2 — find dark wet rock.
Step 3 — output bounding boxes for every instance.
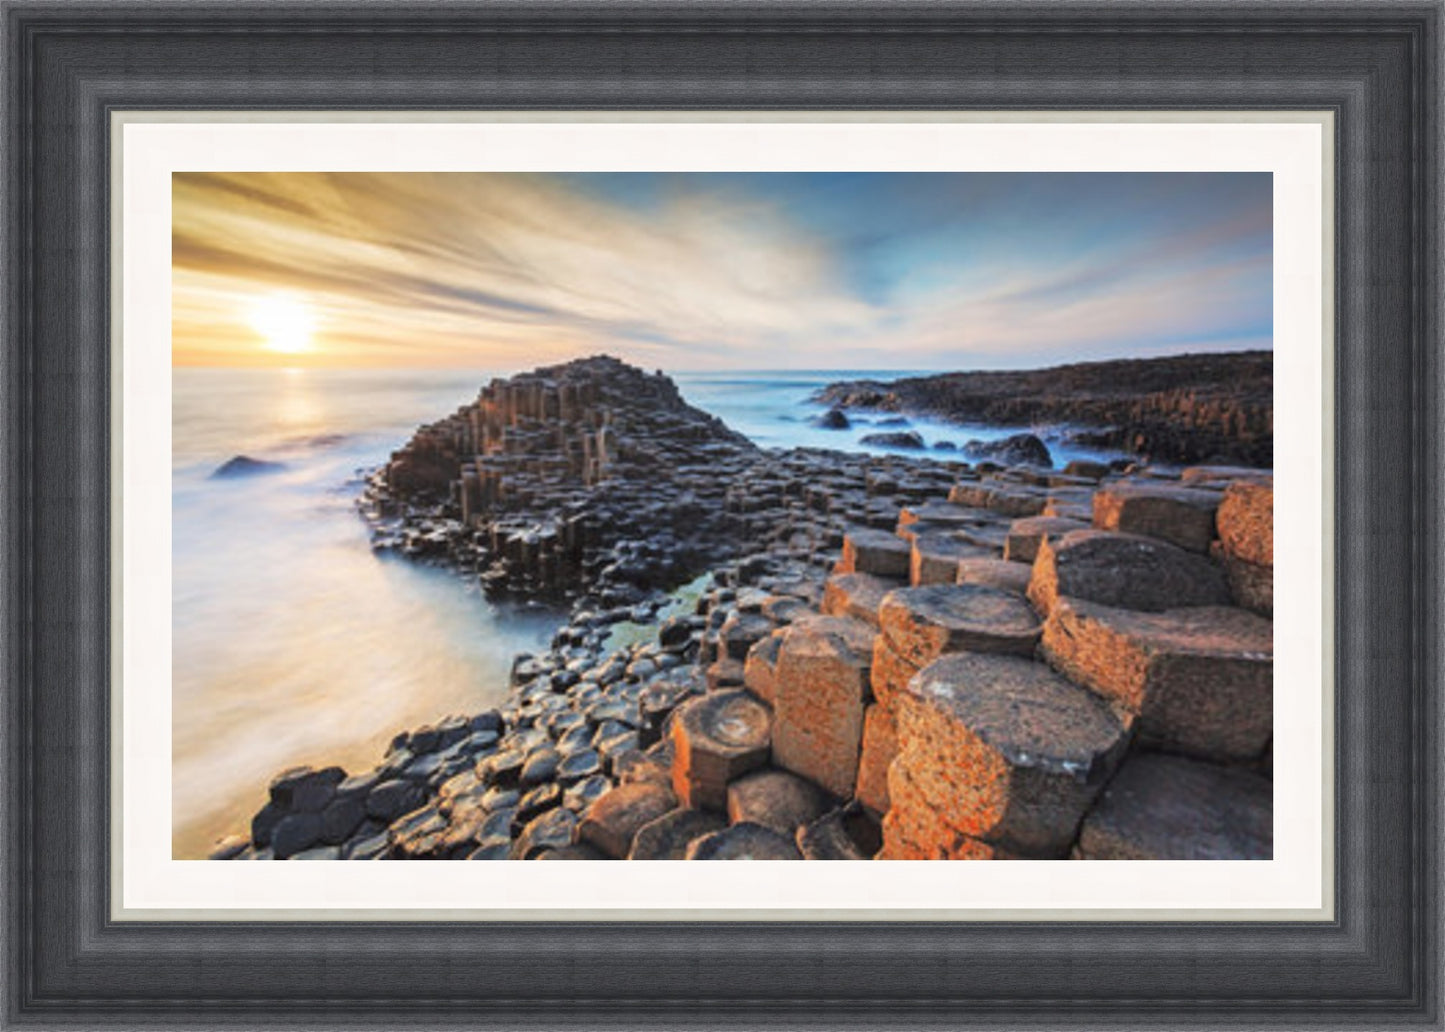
[859,431,925,450]
[814,351,1272,466]
[628,808,728,860]
[512,806,580,859]
[319,796,366,845]
[685,822,804,860]
[579,782,679,858]
[290,844,343,861]
[962,433,1052,469]
[466,840,513,860]
[813,407,852,430]
[268,765,345,812]
[271,813,324,859]
[342,831,392,860]
[211,454,286,479]
[365,779,425,822]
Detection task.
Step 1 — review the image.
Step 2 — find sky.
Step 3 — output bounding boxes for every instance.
[171,171,1272,371]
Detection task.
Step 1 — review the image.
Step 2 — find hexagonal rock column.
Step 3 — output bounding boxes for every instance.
[796,809,870,860]
[685,821,803,860]
[1091,480,1223,553]
[878,772,1024,861]
[578,781,678,859]
[910,532,993,586]
[854,702,898,816]
[1003,515,1091,564]
[878,584,1041,669]
[836,528,912,579]
[669,690,772,811]
[628,808,728,860]
[770,615,876,799]
[955,557,1033,595]
[1075,752,1272,859]
[887,652,1128,858]
[1040,597,1272,762]
[870,633,922,712]
[742,630,786,706]
[1215,479,1273,616]
[1027,530,1231,616]
[822,571,901,628]
[726,768,832,838]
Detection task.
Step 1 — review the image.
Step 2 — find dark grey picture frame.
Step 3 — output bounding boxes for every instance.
[2,1,1441,1028]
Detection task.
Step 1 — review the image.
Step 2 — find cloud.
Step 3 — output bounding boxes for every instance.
[171,171,1271,370]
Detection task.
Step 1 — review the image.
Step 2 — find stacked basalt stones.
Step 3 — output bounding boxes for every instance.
[222,438,1273,861]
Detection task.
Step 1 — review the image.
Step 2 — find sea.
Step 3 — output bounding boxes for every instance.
[171,366,1117,857]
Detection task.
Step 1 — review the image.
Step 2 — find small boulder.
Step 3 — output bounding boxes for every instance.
[1027,530,1230,615]
[859,431,926,450]
[210,454,286,479]
[726,768,832,838]
[628,808,728,860]
[878,584,1041,667]
[685,822,803,860]
[578,782,679,859]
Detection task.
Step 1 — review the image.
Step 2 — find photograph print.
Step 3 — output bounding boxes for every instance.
[172,171,1274,863]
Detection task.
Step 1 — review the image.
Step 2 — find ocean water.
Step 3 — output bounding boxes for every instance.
[171,365,1114,859]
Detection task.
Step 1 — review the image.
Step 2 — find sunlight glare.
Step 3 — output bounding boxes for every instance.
[248,294,316,355]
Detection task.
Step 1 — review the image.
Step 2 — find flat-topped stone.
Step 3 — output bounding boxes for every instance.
[821,571,900,627]
[910,531,994,586]
[685,821,803,860]
[670,690,772,811]
[796,810,869,860]
[1004,515,1092,564]
[891,652,1128,856]
[628,807,728,860]
[955,557,1033,595]
[879,584,1041,667]
[1041,597,1272,762]
[1076,752,1272,859]
[837,527,912,579]
[578,781,678,859]
[1092,480,1222,553]
[771,615,875,798]
[1028,530,1231,615]
[726,768,832,838]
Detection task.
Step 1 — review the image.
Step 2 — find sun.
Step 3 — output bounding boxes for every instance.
[248,294,316,355]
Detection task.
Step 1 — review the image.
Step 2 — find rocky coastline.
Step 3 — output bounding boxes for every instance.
[813,350,1273,467]
[211,355,1274,862]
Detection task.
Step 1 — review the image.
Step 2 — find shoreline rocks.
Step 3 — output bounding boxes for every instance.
[813,350,1272,467]
[216,356,1274,863]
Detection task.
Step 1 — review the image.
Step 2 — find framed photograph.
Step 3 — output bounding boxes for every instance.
[3,2,1440,1029]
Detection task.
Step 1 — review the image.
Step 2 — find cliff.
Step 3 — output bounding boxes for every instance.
[814,350,1273,467]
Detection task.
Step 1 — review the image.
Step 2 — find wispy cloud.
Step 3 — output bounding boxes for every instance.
[172,171,1271,370]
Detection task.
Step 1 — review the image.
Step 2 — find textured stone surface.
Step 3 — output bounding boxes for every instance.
[726,768,832,838]
[1217,546,1274,617]
[628,807,728,860]
[854,703,899,816]
[888,652,1128,857]
[742,631,786,706]
[1004,515,1091,564]
[1216,479,1273,566]
[1027,530,1231,615]
[870,634,922,711]
[1091,481,1222,553]
[685,821,804,860]
[878,774,1024,861]
[670,690,771,811]
[1076,753,1272,859]
[821,571,900,628]
[771,615,875,798]
[910,532,993,586]
[1041,597,1272,761]
[878,584,1040,668]
[955,557,1033,595]
[578,781,678,859]
[837,528,912,579]
[796,810,869,860]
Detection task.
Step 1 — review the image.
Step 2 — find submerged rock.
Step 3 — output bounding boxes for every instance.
[211,455,286,478]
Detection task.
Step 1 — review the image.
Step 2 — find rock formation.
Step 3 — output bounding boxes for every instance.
[218,356,1274,863]
[814,350,1272,467]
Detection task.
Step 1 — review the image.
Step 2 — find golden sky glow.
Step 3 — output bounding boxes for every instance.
[171,171,1272,370]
